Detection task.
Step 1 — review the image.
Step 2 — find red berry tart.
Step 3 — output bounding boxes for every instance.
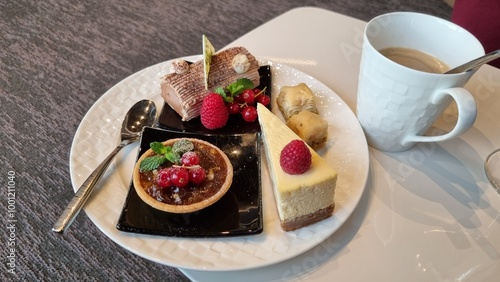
[133,138,233,213]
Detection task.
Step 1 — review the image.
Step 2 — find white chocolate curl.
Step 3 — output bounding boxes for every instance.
[170,59,189,74]
[231,54,250,74]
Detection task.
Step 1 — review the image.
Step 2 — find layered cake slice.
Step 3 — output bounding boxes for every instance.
[257,103,337,231]
[160,46,261,121]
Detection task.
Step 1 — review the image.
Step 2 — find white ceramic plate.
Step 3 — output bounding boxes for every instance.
[69,56,369,271]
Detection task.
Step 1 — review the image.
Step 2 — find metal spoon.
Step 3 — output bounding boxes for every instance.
[445,49,500,74]
[52,99,157,233]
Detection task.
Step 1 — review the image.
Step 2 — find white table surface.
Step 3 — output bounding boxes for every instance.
[180,7,500,282]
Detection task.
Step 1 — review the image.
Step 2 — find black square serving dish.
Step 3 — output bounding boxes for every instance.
[116,127,263,237]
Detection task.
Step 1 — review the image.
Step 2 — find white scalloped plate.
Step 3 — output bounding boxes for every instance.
[69,56,369,271]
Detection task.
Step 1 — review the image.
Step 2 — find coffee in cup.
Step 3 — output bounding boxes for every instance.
[379,47,449,74]
[356,12,484,152]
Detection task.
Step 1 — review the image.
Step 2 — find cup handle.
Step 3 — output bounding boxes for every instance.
[402,87,477,146]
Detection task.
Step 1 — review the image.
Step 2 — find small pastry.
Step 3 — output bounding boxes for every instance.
[287,111,328,149]
[276,83,328,148]
[277,83,319,121]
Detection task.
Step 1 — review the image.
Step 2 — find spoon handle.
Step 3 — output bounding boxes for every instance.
[446,49,500,74]
[52,141,128,233]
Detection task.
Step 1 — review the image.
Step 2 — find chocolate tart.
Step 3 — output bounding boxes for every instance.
[133,138,233,213]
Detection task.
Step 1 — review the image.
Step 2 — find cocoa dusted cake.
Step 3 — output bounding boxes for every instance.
[160,46,261,121]
[158,36,272,131]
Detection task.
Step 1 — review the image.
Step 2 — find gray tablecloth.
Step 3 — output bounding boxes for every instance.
[0,1,451,281]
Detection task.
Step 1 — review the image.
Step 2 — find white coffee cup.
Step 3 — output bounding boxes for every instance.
[356,12,484,152]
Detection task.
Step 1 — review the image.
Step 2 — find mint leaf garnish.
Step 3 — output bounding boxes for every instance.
[214,87,234,103]
[150,141,167,155]
[215,86,226,96]
[161,146,181,165]
[140,155,166,171]
[165,151,181,164]
[140,139,195,171]
[226,78,254,96]
[214,78,254,103]
[172,139,194,155]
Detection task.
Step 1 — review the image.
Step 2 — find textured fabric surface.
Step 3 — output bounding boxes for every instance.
[0,1,451,281]
[451,0,500,68]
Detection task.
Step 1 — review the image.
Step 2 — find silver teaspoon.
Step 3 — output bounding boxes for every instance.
[52,99,157,233]
[445,49,500,74]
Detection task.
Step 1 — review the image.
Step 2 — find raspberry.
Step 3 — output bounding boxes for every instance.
[279,140,311,174]
[200,93,229,129]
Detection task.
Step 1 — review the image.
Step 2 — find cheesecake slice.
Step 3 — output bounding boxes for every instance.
[257,103,337,231]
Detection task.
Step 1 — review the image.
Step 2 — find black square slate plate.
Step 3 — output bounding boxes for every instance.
[116,127,263,237]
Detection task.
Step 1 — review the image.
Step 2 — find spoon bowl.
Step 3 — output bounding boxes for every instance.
[121,100,157,140]
[53,99,157,233]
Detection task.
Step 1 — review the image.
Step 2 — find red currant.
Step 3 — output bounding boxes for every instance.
[241,89,255,105]
[156,168,174,188]
[170,167,190,188]
[189,167,206,185]
[253,88,262,95]
[241,106,258,122]
[181,151,200,166]
[256,94,271,106]
[227,101,240,115]
[234,94,245,103]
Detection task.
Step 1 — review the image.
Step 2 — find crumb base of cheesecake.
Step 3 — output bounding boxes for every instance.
[281,204,334,231]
